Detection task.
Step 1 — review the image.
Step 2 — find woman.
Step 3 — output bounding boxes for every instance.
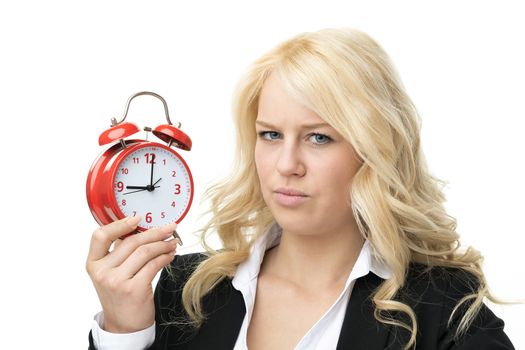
[86,28,515,349]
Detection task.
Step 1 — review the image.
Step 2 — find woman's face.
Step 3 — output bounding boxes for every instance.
[255,72,363,237]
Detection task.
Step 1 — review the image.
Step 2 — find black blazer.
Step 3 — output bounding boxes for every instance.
[89,253,514,349]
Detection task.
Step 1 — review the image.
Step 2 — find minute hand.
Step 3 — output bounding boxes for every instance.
[150,154,156,187]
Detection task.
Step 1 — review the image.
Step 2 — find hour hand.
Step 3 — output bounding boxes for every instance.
[126,185,150,190]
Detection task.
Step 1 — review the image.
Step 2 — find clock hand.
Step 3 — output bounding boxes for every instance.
[125,177,162,194]
[126,178,161,192]
[126,185,149,190]
[123,186,160,195]
[123,188,148,195]
[150,153,155,187]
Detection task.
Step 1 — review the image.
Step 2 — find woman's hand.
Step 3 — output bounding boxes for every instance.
[86,216,179,333]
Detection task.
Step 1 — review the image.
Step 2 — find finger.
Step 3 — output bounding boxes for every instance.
[102,222,178,268]
[87,216,141,262]
[118,239,178,279]
[132,251,177,285]
[113,238,124,250]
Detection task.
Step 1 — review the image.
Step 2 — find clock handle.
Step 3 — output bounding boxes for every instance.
[111,91,182,128]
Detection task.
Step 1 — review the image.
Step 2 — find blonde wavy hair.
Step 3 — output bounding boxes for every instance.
[176,28,503,349]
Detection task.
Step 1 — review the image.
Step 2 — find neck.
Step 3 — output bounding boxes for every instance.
[261,225,365,291]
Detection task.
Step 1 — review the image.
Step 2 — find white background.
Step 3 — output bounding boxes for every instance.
[0,0,523,348]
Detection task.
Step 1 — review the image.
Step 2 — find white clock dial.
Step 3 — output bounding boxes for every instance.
[112,143,193,229]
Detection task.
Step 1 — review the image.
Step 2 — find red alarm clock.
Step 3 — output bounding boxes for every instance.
[86,92,194,241]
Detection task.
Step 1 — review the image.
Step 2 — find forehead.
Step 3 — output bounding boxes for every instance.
[257,72,326,126]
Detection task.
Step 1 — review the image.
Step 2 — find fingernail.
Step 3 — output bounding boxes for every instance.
[125,215,141,227]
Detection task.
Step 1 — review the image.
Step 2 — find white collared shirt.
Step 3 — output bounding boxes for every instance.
[92,223,392,349]
[231,223,392,349]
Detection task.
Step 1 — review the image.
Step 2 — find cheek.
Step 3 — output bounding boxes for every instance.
[254,145,274,206]
[321,161,359,204]
[254,143,270,179]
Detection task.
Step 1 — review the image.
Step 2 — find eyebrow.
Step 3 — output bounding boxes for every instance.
[255,120,331,130]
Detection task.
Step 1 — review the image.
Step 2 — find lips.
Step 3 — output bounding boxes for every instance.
[273,187,309,207]
[274,187,308,197]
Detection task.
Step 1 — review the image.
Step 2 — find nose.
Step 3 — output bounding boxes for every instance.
[276,141,306,177]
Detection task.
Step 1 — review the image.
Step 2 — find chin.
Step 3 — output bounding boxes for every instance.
[272,213,320,236]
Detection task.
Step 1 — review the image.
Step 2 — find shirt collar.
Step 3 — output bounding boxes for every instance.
[232,222,392,290]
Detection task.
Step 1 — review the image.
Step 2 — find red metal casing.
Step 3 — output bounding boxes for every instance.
[153,124,192,150]
[98,122,140,146]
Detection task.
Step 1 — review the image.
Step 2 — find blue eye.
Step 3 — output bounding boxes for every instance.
[257,131,332,145]
[258,131,281,140]
[309,133,332,145]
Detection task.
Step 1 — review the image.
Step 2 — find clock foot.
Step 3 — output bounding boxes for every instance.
[172,230,183,246]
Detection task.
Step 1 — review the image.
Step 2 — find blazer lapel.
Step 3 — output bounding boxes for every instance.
[336,272,394,350]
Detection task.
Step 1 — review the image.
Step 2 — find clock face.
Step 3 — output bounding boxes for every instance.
[112,143,193,229]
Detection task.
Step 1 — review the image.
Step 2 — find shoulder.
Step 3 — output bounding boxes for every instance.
[396,263,513,349]
[403,262,481,300]
[398,262,482,321]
